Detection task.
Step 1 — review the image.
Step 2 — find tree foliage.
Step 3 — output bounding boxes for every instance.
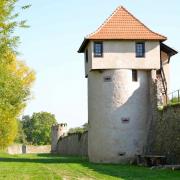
[15,119,27,144]
[68,123,88,134]
[0,0,35,148]
[22,112,57,145]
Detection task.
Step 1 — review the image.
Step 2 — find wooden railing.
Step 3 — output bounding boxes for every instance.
[160,61,168,104]
[168,89,180,104]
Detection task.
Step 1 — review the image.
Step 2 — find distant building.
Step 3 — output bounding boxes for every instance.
[78,6,177,163]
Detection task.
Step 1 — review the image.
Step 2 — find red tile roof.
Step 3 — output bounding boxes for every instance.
[78,6,167,52]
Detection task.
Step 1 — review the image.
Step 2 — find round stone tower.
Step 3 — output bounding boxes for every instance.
[77,6,168,163]
[88,69,150,163]
[51,123,68,153]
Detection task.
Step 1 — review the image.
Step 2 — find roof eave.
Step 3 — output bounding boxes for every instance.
[160,43,178,57]
[78,39,90,53]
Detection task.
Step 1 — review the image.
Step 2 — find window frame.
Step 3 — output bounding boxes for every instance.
[94,42,103,57]
[132,70,138,82]
[135,42,145,58]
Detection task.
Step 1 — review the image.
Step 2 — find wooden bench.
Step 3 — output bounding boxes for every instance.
[137,155,166,167]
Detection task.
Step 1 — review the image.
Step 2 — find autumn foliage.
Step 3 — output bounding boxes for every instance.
[0,0,35,148]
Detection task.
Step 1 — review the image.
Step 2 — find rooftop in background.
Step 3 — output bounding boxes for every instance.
[78,6,167,52]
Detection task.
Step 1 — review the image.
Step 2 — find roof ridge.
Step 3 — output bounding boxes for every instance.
[86,6,121,39]
[119,6,167,39]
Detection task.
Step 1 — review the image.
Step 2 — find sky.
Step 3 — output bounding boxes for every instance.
[17,0,180,128]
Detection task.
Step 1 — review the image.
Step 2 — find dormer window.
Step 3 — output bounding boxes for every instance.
[94,42,103,57]
[136,42,145,57]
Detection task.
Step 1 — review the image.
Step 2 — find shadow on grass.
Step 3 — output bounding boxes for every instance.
[0,154,180,179]
[0,155,85,164]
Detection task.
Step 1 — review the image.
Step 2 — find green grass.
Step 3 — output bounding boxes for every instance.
[0,153,180,180]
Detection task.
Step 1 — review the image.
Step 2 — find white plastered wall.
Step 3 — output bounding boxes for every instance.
[88,69,150,163]
[86,40,160,70]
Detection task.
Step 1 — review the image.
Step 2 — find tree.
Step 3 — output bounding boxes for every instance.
[82,123,88,131]
[68,123,88,134]
[22,112,57,145]
[15,119,27,144]
[0,1,35,148]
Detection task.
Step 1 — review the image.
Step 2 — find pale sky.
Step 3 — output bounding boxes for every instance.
[17,0,180,128]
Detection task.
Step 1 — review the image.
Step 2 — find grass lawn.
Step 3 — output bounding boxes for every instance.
[0,153,180,180]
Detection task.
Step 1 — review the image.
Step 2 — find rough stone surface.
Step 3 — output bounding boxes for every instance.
[150,104,180,164]
[56,132,88,156]
[146,70,158,154]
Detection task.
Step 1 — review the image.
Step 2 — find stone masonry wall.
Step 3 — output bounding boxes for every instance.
[8,144,23,154]
[145,70,158,154]
[8,145,51,154]
[150,104,180,164]
[26,145,51,154]
[56,132,88,156]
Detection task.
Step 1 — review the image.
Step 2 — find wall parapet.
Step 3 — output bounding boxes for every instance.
[8,145,51,155]
[56,131,88,156]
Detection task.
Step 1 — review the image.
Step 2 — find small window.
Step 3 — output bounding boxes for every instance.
[94,42,103,57]
[136,42,145,57]
[156,69,161,75]
[104,76,112,82]
[132,70,138,82]
[85,49,88,63]
[121,117,130,124]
